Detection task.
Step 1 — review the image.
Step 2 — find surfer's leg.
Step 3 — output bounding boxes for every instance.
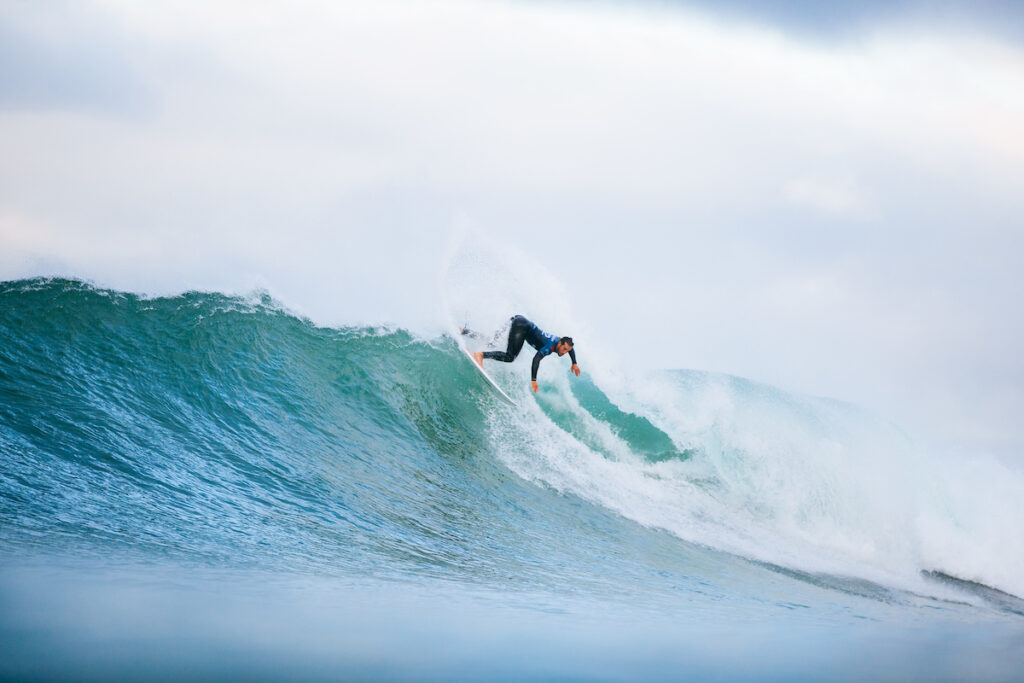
[483,317,528,362]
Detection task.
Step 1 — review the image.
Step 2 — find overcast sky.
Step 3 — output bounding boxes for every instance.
[2,0,1022,458]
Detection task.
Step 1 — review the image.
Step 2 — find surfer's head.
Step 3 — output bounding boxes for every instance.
[555,337,574,356]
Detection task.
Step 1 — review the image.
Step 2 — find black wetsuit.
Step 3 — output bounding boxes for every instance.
[482,315,577,381]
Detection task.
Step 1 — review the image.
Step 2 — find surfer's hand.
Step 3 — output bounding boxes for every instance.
[571,364,580,377]
[531,380,539,393]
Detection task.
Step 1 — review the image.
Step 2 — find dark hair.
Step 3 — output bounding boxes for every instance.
[559,336,574,347]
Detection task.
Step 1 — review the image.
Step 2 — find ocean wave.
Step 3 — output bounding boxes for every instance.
[1,277,1021,603]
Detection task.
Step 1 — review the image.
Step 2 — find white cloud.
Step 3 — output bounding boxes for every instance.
[783,177,874,219]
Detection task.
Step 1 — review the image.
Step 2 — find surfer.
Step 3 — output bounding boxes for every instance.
[463,315,580,393]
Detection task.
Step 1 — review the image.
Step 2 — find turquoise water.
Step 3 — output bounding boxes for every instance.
[1,278,1022,680]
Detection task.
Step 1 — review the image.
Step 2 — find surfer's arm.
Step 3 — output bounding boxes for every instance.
[569,348,580,377]
[531,351,543,383]
[531,350,549,391]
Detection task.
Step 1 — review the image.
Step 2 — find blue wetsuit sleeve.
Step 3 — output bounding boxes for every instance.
[531,351,543,382]
[569,348,577,365]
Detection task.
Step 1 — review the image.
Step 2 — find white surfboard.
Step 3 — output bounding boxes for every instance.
[455,330,516,406]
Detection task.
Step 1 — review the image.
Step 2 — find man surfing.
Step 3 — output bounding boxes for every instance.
[463,315,580,393]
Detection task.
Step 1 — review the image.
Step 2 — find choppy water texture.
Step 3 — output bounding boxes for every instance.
[1,278,1022,681]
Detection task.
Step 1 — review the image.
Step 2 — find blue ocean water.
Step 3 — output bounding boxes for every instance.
[1,278,1022,681]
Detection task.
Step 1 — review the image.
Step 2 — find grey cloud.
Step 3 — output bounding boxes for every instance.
[616,0,1024,43]
[0,3,155,117]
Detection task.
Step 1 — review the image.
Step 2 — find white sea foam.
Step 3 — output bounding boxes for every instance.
[513,368,1024,598]
[438,233,1024,599]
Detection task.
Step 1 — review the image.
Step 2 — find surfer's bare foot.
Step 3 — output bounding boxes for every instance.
[473,351,484,368]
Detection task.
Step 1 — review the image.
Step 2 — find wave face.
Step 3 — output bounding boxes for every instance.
[1,277,1022,606]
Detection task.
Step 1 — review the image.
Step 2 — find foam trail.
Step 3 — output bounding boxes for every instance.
[493,363,1024,597]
